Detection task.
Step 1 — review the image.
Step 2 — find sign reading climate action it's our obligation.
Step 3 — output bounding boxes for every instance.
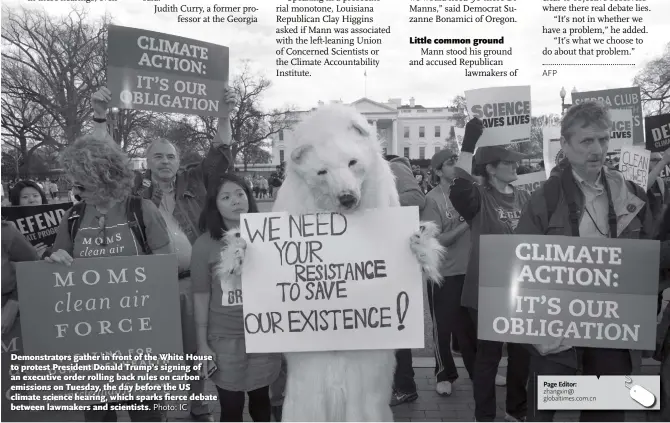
[107,25,229,117]
[465,85,531,147]
[240,208,425,353]
[478,235,659,350]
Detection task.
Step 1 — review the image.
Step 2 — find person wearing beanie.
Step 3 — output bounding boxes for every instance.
[420,148,477,397]
[449,118,531,422]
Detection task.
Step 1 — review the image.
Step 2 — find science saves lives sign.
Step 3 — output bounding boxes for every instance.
[465,85,531,147]
[107,25,229,117]
[240,208,425,353]
[478,235,659,350]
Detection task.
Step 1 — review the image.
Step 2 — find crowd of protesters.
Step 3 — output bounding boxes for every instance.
[3,91,670,423]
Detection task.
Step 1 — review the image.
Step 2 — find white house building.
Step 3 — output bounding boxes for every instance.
[271,97,458,164]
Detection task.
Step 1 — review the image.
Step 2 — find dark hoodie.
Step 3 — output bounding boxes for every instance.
[389,157,426,210]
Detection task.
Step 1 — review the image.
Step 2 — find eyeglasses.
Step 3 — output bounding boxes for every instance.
[501,160,518,166]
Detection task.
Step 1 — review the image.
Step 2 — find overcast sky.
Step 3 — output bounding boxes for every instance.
[6,0,670,116]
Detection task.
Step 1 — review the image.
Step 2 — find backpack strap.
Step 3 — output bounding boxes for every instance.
[67,202,87,242]
[543,176,561,232]
[127,196,151,255]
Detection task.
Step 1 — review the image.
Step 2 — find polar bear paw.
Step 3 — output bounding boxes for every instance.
[216,229,247,277]
[410,221,446,285]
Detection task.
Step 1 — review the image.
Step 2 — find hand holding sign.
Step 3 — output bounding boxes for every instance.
[91,87,112,119]
[45,249,74,266]
[462,117,484,153]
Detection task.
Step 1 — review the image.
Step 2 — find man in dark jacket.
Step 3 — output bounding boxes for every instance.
[385,155,426,406]
[516,101,653,422]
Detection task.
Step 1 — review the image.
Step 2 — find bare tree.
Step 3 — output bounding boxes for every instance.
[449,95,468,128]
[634,42,670,116]
[229,62,295,167]
[1,5,109,146]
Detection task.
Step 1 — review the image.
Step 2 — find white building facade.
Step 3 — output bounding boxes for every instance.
[271,97,458,164]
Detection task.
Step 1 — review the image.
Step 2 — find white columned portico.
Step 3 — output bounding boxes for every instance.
[391,119,398,155]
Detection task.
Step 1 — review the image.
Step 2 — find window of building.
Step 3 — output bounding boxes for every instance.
[279,150,285,163]
[279,130,284,141]
[434,126,440,138]
[404,127,409,138]
[435,146,440,155]
[403,147,410,158]
[419,126,425,138]
[419,147,425,159]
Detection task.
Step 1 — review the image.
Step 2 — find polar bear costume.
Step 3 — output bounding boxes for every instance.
[219,104,444,421]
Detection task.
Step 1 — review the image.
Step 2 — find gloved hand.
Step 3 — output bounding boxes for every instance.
[461,117,484,153]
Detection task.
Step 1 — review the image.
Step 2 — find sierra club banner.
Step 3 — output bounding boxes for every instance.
[478,235,659,350]
[240,208,425,353]
[107,25,229,117]
[645,113,670,152]
[542,125,562,179]
[512,171,546,194]
[571,86,643,145]
[465,85,531,147]
[1,203,72,250]
[15,254,183,404]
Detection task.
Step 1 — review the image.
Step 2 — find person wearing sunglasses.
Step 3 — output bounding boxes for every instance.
[45,130,173,422]
[449,117,531,422]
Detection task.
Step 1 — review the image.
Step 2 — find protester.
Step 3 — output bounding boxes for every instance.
[191,173,281,422]
[385,153,426,406]
[2,221,39,334]
[89,85,235,421]
[450,118,529,422]
[9,180,52,257]
[516,101,652,422]
[9,180,49,206]
[656,205,670,422]
[45,130,173,422]
[420,147,476,396]
[647,150,670,225]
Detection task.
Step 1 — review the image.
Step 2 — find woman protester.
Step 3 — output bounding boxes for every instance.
[9,180,53,258]
[45,130,173,422]
[191,173,281,422]
[449,117,531,423]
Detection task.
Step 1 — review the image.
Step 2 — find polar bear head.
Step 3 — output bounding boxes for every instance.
[282,104,397,213]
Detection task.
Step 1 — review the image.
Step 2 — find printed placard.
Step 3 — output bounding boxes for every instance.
[1,203,72,250]
[465,86,531,147]
[512,171,547,194]
[571,87,643,145]
[478,235,659,350]
[619,146,650,190]
[645,114,670,152]
[608,108,634,152]
[542,125,562,179]
[107,25,229,117]
[15,255,183,403]
[240,208,425,353]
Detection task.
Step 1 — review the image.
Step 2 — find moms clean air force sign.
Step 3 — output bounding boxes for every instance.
[107,25,229,117]
[478,235,659,350]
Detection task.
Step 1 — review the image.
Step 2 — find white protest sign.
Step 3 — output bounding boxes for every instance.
[465,86,531,147]
[619,146,650,190]
[542,125,562,179]
[609,108,634,152]
[512,171,547,194]
[240,208,425,353]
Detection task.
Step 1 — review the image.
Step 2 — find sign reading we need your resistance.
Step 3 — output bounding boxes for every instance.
[478,235,659,350]
[107,25,229,117]
[240,208,425,353]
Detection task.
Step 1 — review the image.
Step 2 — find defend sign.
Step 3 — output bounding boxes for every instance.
[465,85,531,146]
[478,235,659,350]
[107,25,229,117]
[240,208,425,353]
